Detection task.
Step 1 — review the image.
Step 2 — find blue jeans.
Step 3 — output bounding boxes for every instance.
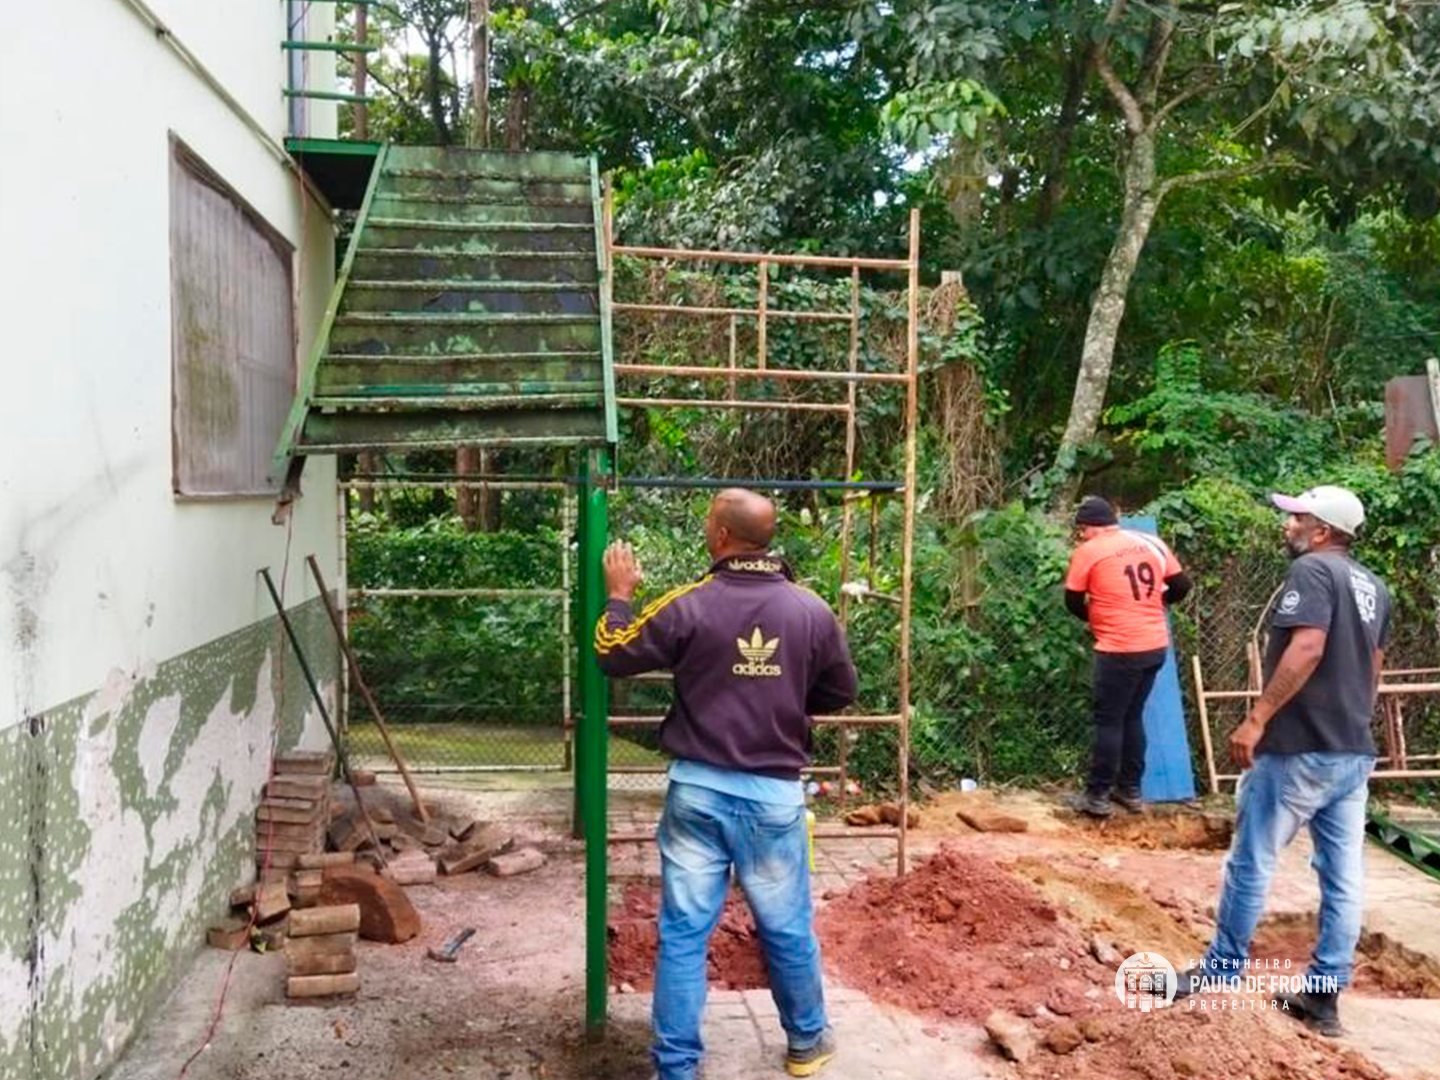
[1200,752,1374,990]
[652,781,827,1080]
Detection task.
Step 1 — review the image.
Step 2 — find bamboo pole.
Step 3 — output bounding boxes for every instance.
[307,556,430,822]
[836,265,862,808]
[757,261,769,370]
[615,397,848,415]
[610,243,908,271]
[613,364,908,385]
[613,302,851,323]
[1192,655,1220,796]
[897,208,920,876]
[726,315,738,401]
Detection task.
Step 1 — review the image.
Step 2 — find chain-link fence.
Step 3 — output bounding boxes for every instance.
[340,475,1438,798]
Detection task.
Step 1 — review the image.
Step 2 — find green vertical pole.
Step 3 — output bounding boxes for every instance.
[578,448,611,1034]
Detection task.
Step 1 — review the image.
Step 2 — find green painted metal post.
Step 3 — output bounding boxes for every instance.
[577,449,611,1034]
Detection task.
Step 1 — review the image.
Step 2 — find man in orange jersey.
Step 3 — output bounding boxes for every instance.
[1064,496,1192,817]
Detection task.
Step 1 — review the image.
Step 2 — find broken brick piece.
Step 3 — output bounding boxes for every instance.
[351,769,377,786]
[450,819,483,842]
[255,882,291,924]
[286,972,359,999]
[229,884,256,908]
[319,868,420,943]
[486,848,547,878]
[382,851,437,886]
[296,852,355,870]
[955,806,1030,833]
[207,919,251,951]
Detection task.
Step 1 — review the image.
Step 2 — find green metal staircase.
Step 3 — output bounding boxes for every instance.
[274,144,616,484]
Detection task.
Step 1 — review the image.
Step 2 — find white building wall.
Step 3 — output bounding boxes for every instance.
[0,0,344,722]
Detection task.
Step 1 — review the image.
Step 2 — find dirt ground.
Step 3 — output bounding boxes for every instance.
[113,782,1440,1080]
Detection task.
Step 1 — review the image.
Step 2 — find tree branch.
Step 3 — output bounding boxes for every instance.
[1153,72,1224,126]
[1135,8,1177,110]
[1096,48,1146,135]
[1159,158,1303,195]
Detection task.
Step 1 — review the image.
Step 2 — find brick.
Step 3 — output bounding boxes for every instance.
[438,825,513,876]
[450,818,483,842]
[391,833,422,853]
[287,973,360,999]
[229,884,256,908]
[257,819,326,841]
[320,868,420,943]
[955,806,1029,833]
[296,852,355,870]
[486,847,547,878]
[284,930,357,958]
[368,804,395,825]
[286,950,357,977]
[289,903,362,937]
[373,821,399,841]
[266,773,329,800]
[382,851,437,886]
[327,817,372,853]
[254,923,287,952]
[273,751,334,775]
[258,832,325,854]
[207,919,250,951]
[260,851,301,870]
[421,824,449,848]
[292,868,325,889]
[255,882,291,924]
[257,798,325,825]
[351,769,377,786]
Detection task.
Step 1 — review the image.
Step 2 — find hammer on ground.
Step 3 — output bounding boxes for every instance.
[427,927,477,963]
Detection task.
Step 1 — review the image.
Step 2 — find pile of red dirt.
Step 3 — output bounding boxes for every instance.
[1015,1005,1392,1080]
[607,885,769,992]
[816,846,1112,1020]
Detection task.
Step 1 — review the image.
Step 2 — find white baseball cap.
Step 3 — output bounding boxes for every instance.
[1269,486,1365,536]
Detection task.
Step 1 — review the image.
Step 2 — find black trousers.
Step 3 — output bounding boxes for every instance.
[1086,648,1167,796]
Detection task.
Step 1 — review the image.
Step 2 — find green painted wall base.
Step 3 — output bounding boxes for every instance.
[0,601,336,1080]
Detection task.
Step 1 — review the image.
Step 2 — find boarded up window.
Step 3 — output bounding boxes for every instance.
[170,140,295,496]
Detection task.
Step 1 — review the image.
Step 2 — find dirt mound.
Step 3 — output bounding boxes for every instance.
[1251,917,1440,999]
[1056,806,1234,851]
[606,885,769,992]
[817,846,1110,1020]
[1015,1005,1393,1080]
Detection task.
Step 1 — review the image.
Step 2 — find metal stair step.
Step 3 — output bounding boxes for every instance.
[369,196,593,225]
[367,217,593,233]
[360,222,595,255]
[316,352,603,396]
[382,146,592,179]
[340,280,597,316]
[299,408,607,451]
[382,174,593,202]
[350,249,597,285]
[327,316,601,356]
[312,392,604,412]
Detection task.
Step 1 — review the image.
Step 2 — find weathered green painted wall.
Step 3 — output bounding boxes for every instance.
[0,600,336,1080]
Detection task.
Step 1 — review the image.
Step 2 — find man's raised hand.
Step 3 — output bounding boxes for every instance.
[603,540,644,602]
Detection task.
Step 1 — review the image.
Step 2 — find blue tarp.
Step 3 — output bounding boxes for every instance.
[1121,515,1197,802]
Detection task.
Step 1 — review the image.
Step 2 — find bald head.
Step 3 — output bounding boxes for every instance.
[706,489,776,559]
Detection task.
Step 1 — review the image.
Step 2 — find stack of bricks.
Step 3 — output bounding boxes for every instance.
[256,751,334,871]
[285,903,361,999]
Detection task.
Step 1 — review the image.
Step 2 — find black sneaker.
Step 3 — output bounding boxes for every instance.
[1111,789,1145,814]
[786,1028,837,1077]
[1275,990,1343,1037]
[1067,792,1113,818]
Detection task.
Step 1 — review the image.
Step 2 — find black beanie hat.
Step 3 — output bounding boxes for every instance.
[1075,496,1118,527]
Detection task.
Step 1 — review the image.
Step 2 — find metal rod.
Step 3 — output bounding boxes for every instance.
[896,208,921,877]
[604,713,902,727]
[578,450,611,1033]
[364,763,565,774]
[617,476,903,492]
[561,489,574,772]
[836,265,862,811]
[258,567,386,865]
[614,363,908,386]
[341,479,566,491]
[616,397,848,415]
[307,556,430,822]
[614,301,852,323]
[353,1,369,139]
[350,587,565,599]
[611,243,910,271]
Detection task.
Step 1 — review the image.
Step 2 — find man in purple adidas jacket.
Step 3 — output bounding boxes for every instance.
[595,488,857,1080]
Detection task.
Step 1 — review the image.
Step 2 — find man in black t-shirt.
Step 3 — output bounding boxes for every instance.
[1175,487,1388,1038]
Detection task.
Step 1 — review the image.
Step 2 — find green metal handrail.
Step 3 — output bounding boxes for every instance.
[271,143,390,479]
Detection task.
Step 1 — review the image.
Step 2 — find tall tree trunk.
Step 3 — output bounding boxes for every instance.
[1056,131,1162,459]
[470,0,490,147]
[1035,44,1094,227]
[426,29,451,144]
